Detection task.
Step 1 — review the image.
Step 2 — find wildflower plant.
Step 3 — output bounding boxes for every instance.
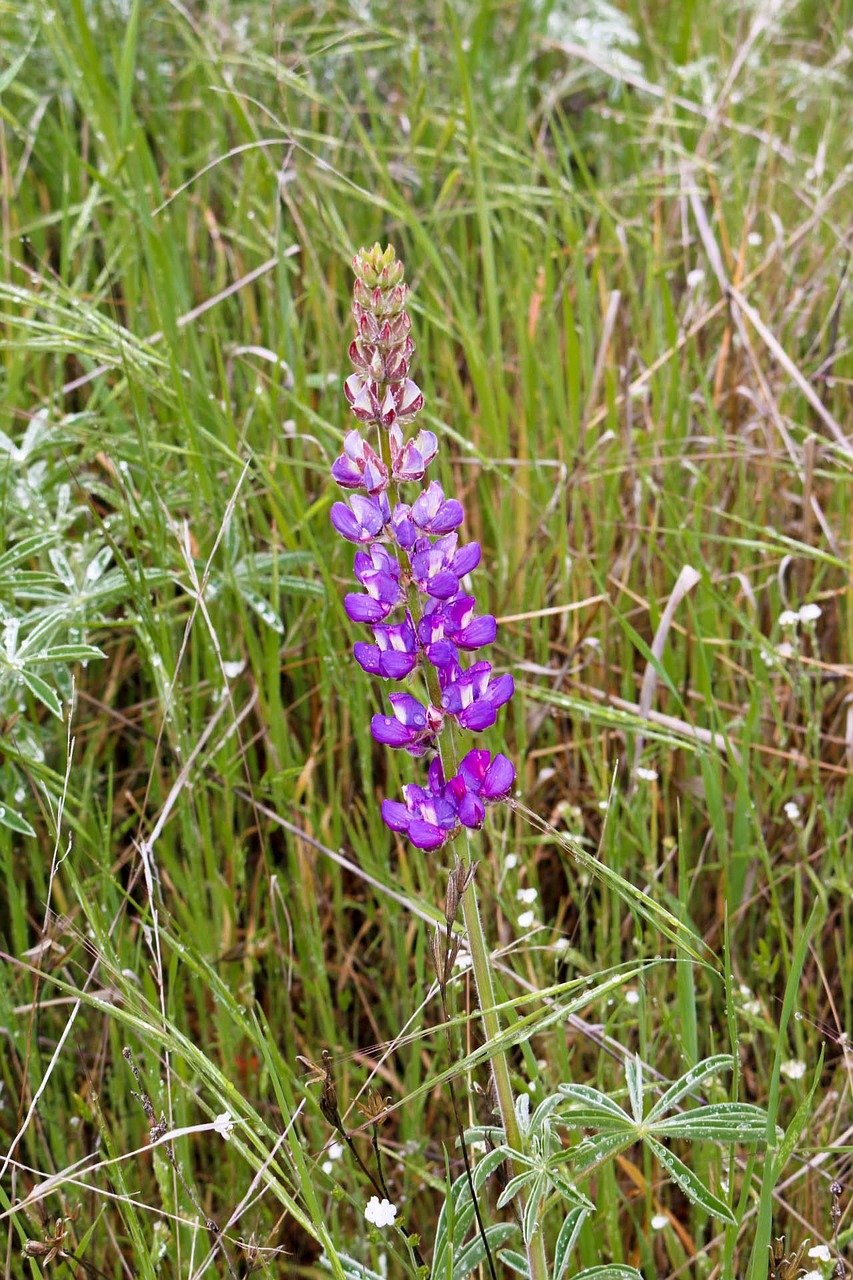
[330,243,548,1278]
[327,245,774,1278]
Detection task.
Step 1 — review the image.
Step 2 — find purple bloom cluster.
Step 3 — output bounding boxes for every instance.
[330,244,515,850]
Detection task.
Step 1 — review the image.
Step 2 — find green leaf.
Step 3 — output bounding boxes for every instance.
[498,1249,529,1277]
[522,1172,545,1245]
[573,1267,644,1280]
[20,668,63,718]
[336,1256,386,1280]
[453,1222,517,1280]
[555,1206,589,1280]
[646,1055,734,1122]
[651,1103,769,1143]
[0,804,36,837]
[572,1131,636,1175]
[496,1167,536,1211]
[27,644,106,664]
[548,1170,595,1211]
[626,1055,644,1123]
[557,1083,629,1123]
[646,1136,736,1223]
[472,1144,512,1194]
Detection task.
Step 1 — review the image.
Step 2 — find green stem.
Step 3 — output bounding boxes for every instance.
[458,834,549,1280]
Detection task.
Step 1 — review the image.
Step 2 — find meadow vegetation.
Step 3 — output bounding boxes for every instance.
[1,1,851,1277]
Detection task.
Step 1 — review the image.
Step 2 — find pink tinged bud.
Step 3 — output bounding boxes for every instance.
[393,379,424,423]
[344,374,381,423]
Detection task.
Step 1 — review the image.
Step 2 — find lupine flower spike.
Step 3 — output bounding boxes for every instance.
[330,243,515,849]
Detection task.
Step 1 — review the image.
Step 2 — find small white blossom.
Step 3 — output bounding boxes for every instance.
[747,232,762,246]
[364,1196,397,1228]
[624,989,640,1006]
[504,853,519,870]
[802,1270,823,1280]
[686,268,705,289]
[779,610,800,628]
[516,887,538,904]
[784,801,801,823]
[636,766,659,782]
[517,910,537,929]
[651,1213,669,1230]
[213,1111,234,1141]
[808,1246,832,1262]
[798,602,822,624]
[780,1059,807,1080]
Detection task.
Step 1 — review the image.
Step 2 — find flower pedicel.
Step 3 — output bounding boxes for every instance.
[330,244,515,849]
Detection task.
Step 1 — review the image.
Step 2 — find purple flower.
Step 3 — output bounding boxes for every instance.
[354,612,418,679]
[331,430,389,495]
[345,545,403,623]
[330,492,390,544]
[411,481,464,535]
[418,596,497,667]
[381,758,458,850]
[371,692,444,756]
[458,749,516,802]
[409,533,481,600]
[440,659,515,732]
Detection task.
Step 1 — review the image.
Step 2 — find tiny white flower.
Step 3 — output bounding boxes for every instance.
[364,1196,398,1228]
[222,659,246,679]
[778,610,800,628]
[517,910,537,929]
[625,989,640,1006]
[636,766,658,782]
[776,642,794,659]
[808,1246,832,1263]
[802,1270,823,1280]
[213,1111,234,1141]
[516,887,538,904]
[553,937,569,951]
[798,602,822,624]
[784,801,801,822]
[747,231,762,246]
[780,1059,807,1080]
[504,853,519,870]
[686,268,705,289]
[453,948,472,971]
[598,799,609,811]
[651,1213,669,1230]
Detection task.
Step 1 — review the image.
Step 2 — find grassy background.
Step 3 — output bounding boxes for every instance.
[1,0,851,1276]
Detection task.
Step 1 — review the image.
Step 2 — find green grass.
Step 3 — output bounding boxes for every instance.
[1,0,851,1277]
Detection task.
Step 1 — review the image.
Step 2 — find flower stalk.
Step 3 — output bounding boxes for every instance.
[329,244,548,1280]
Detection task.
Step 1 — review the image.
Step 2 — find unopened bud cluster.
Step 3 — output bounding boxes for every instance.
[330,245,515,850]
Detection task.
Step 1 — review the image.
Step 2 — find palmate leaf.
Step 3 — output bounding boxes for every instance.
[651,1102,768,1143]
[646,1135,736,1223]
